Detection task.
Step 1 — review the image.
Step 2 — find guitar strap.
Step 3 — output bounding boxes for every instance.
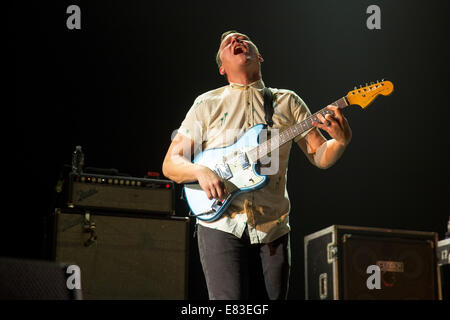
[263,87,274,127]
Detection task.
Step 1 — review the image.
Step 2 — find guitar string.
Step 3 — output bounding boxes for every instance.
[250,97,348,161]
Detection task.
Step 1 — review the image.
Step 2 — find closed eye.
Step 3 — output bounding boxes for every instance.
[222,36,248,48]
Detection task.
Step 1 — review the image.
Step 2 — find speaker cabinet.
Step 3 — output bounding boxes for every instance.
[304,225,442,300]
[0,257,82,300]
[53,209,189,299]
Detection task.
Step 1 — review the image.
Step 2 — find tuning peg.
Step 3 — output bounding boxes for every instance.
[360,85,362,88]
[365,82,368,86]
[370,81,374,85]
[381,78,385,82]
[354,86,357,90]
[376,80,379,83]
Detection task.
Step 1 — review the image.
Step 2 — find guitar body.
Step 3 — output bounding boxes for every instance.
[184,124,268,222]
[183,80,394,222]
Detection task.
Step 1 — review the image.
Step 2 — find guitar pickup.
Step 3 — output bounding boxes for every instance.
[238,152,250,169]
[215,163,233,180]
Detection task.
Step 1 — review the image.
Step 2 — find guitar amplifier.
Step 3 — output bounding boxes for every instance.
[304,225,442,300]
[67,172,175,214]
[53,209,189,299]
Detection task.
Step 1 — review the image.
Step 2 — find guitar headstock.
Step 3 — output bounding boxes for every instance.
[346,80,394,109]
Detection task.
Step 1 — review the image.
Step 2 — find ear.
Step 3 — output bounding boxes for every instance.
[258,54,264,63]
[219,66,226,76]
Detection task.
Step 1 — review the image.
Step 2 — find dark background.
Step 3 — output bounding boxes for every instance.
[12,0,450,299]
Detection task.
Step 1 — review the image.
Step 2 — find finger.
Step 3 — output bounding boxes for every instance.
[326,105,340,118]
[215,182,224,200]
[209,185,218,199]
[317,113,329,126]
[312,120,329,131]
[318,113,334,128]
[327,106,344,124]
[325,114,339,128]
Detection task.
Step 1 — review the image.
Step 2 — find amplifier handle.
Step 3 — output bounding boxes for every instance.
[319,273,328,300]
[83,212,97,247]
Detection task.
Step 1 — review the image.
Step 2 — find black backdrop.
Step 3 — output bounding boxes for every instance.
[12,0,450,300]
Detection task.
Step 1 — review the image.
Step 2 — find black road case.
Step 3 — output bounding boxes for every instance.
[437,238,450,299]
[304,225,442,300]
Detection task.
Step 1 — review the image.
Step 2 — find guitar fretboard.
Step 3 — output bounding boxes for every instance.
[247,96,348,162]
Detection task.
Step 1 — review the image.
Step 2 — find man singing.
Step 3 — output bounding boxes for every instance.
[162,30,352,299]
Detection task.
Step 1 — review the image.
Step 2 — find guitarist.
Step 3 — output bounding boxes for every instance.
[162,30,352,299]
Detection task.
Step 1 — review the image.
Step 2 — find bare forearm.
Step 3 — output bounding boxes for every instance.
[309,104,352,169]
[162,153,226,200]
[313,139,347,169]
[162,154,202,183]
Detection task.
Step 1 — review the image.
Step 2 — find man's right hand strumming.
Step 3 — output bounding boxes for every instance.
[194,166,226,200]
[162,133,226,200]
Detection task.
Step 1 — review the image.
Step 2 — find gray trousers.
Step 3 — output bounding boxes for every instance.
[197,224,291,300]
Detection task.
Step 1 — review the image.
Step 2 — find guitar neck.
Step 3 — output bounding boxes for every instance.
[247,96,349,162]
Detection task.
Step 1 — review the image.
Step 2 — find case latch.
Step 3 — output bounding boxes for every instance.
[327,242,338,263]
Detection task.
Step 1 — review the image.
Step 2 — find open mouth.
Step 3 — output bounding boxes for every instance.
[233,45,245,55]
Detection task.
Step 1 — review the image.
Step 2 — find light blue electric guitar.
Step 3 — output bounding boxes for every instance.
[185,81,394,221]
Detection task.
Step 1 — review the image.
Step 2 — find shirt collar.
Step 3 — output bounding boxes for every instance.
[229,79,265,90]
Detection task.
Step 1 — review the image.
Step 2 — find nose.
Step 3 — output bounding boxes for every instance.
[231,36,242,45]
